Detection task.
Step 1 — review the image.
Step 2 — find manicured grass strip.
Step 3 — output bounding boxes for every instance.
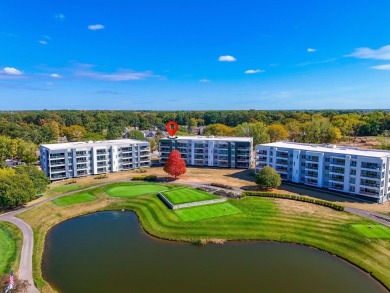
[162,187,219,205]
[51,184,80,193]
[175,202,241,222]
[53,192,96,206]
[0,222,22,275]
[352,224,390,239]
[106,184,169,198]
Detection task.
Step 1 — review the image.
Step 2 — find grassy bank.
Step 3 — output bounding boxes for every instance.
[0,222,22,275]
[16,182,390,292]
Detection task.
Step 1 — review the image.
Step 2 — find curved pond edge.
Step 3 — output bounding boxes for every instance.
[41,209,390,292]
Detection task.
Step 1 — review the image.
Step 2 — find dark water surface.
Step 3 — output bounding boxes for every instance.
[42,211,388,293]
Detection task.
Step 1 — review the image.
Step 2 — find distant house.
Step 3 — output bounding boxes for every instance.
[4,159,23,168]
[141,130,157,140]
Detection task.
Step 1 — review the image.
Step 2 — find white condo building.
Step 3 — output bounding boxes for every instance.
[40,139,151,181]
[159,136,253,169]
[255,142,390,203]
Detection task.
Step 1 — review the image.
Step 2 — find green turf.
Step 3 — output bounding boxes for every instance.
[51,184,80,193]
[175,202,241,222]
[162,187,219,205]
[106,184,169,198]
[53,192,96,206]
[352,224,390,239]
[0,222,22,274]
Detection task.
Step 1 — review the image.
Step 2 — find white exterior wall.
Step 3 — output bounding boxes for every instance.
[40,140,150,181]
[255,142,390,203]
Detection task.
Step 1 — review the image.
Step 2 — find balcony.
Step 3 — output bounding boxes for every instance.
[330,158,345,166]
[50,159,66,166]
[306,156,319,163]
[194,144,204,148]
[96,155,108,161]
[50,153,65,159]
[76,151,87,157]
[218,144,228,149]
[360,170,380,179]
[276,152,288,158]
[305,171,318,178]
[122,147,132,153]
[96,150,107,155]
[51,173,66,179]
[306,163,318,170]
[76,158,87,163]
[160,147,171,153]
[329,183,344,191]
[140,146,149,151]
[50,167,66,173]
[276,166,288,173]
[329,167,344,174]
[361,162,381,170]
[256,150,267,156]
[360,179,380,189]
[275,159,288,165]
[359,188,379,196]
[77,170,88,176]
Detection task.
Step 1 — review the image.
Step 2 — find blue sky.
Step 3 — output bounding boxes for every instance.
[1,0,390,110]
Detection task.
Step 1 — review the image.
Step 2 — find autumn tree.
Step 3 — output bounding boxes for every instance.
[163,150,186,179]
[267,123,289,142]
[255,166,281,190]
[128,129,144,140]
[204,124,235,136]
[62,125,87,142]
[235,122,270,145]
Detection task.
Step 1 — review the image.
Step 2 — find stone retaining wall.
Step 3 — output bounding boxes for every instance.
[158,192,226,210]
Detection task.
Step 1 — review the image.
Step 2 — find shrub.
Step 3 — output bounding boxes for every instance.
[255,166,281,189]
[243,191,344,211]
[210,183,234,190]
[94,174,108,179]
[132,175,158,181]
[132,168,147,173]
[65,179,77,185]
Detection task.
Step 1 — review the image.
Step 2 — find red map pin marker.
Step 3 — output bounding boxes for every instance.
[166,121,179,137]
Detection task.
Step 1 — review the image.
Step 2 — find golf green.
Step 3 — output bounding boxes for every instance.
[175,202,242,222]
[162,187,219,205]
[53,192,96,207]
[352,224,390,239]
[106,184,169,198]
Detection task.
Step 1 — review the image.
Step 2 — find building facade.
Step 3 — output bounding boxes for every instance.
[40,139,151,181]
[255,142,390,203]
[159,136,253,169]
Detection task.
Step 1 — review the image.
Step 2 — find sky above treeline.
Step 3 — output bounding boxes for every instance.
[1,0,390,110]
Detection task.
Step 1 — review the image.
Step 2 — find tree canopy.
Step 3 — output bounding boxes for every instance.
[255,166,282,190]
[163,150,186,179]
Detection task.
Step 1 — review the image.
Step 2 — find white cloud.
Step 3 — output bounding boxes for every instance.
[2,67,23,75]
[43,35,51,40]
[199,79,210,83]
[218,55,236,62]
[88,24,105,30]
[55,13,65,20]
[75,66,159,81]
[370,64,390,70]
[307,48,317,53]
[50,73,61,78]
[244,69,264,74]
[39,40,47,45]
[346,44,390,60]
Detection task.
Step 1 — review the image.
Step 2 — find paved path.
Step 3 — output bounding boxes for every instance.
[345,207,390,227]
[0,179,389,292]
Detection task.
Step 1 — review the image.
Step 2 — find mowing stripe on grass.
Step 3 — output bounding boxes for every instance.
[106,184,169,197]
[53,192,96,206]
[162,187,219,205]
[351,224,390,239]
[174,202,242,222]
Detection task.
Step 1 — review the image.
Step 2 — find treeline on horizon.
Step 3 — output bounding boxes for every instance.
[0,109,389,147]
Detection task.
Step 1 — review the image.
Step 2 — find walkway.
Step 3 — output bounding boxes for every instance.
[345,207,390,227]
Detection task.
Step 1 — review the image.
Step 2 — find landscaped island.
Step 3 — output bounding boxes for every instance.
[12,182,390,292]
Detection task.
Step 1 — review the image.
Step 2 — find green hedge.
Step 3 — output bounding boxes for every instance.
[242,191,345,211]
[132,175,158,181]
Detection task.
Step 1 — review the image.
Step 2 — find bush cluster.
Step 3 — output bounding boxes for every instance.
[210,183,234,190]
[132,168,147,173]
[243,191,345,211]
[132,175,158,181]
[94,174,108,179]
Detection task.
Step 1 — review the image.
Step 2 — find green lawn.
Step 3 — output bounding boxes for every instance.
[175,202,241,222]
[50,184,80,193]
[15,181,390,292]
[0,222,22,275]
[162,187,219,205]
[106,183,169,198]
[53,192,96,206]
[352,224,390,239]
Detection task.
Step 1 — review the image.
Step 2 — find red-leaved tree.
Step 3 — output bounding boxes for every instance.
[163,150,186,179]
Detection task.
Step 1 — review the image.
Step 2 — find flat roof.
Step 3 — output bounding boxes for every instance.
[258,142,390,158]
[41,139,147,150]
[161,135,253,142]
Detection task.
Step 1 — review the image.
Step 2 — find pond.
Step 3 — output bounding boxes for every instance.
[42,211,388,293]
